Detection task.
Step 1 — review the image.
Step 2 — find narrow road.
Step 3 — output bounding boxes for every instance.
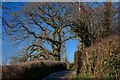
[43,70,76,80]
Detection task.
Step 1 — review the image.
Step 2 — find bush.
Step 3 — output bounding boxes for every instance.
[2,60,67,80]
[77,73,93,79]
[74,35,120,79]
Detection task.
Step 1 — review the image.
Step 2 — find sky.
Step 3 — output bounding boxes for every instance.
[2,2,79,64]
[0,2,2,65]
[1,0,119,2]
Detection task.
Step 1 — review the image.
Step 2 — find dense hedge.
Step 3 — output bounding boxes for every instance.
[2,60,67,80]
[74,35,120,79]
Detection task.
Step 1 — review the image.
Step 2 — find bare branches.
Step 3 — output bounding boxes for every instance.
[62,36,76,43]
[3,2,75,62]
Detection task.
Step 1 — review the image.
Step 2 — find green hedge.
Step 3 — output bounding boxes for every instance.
[74,35,120,79]
[2,61,67,80]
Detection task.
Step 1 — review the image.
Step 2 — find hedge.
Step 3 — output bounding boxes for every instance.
[74,35,120,79]
[2,60,67,80]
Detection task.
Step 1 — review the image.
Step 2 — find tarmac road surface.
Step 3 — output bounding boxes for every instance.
[43,70,76,80]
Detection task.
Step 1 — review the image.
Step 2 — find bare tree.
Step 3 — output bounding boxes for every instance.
[71,2,119,49]
[2,2,76,62]
[3,2,119,63]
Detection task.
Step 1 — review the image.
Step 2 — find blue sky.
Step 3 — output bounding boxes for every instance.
[2,2,26,64]
[1,0,119,2]
[0,2,2,65]
[2,2,79,64]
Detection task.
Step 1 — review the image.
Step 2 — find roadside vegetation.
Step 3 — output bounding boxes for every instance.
[2,61,67,79]
[74,35,120,79]
[2,2,120,79]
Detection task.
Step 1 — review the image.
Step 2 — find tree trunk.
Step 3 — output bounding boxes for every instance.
[103,2,111,37]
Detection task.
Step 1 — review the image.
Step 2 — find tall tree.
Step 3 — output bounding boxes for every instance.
[2,2,76,62]
[71,2,118,49]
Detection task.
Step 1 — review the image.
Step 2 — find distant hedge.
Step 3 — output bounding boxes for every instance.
[2,61,67,80]
[74,35,120,79]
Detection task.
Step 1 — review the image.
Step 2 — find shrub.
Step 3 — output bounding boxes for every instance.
[2,60,67,80]
[74,35,120,79]
[77,73,93,79]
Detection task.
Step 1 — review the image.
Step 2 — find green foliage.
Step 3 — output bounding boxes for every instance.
[77,73,93,80]
[55,57,60,61]
[105,59,118,79]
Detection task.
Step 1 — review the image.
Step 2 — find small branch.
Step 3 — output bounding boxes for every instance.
[62,36,76,43]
